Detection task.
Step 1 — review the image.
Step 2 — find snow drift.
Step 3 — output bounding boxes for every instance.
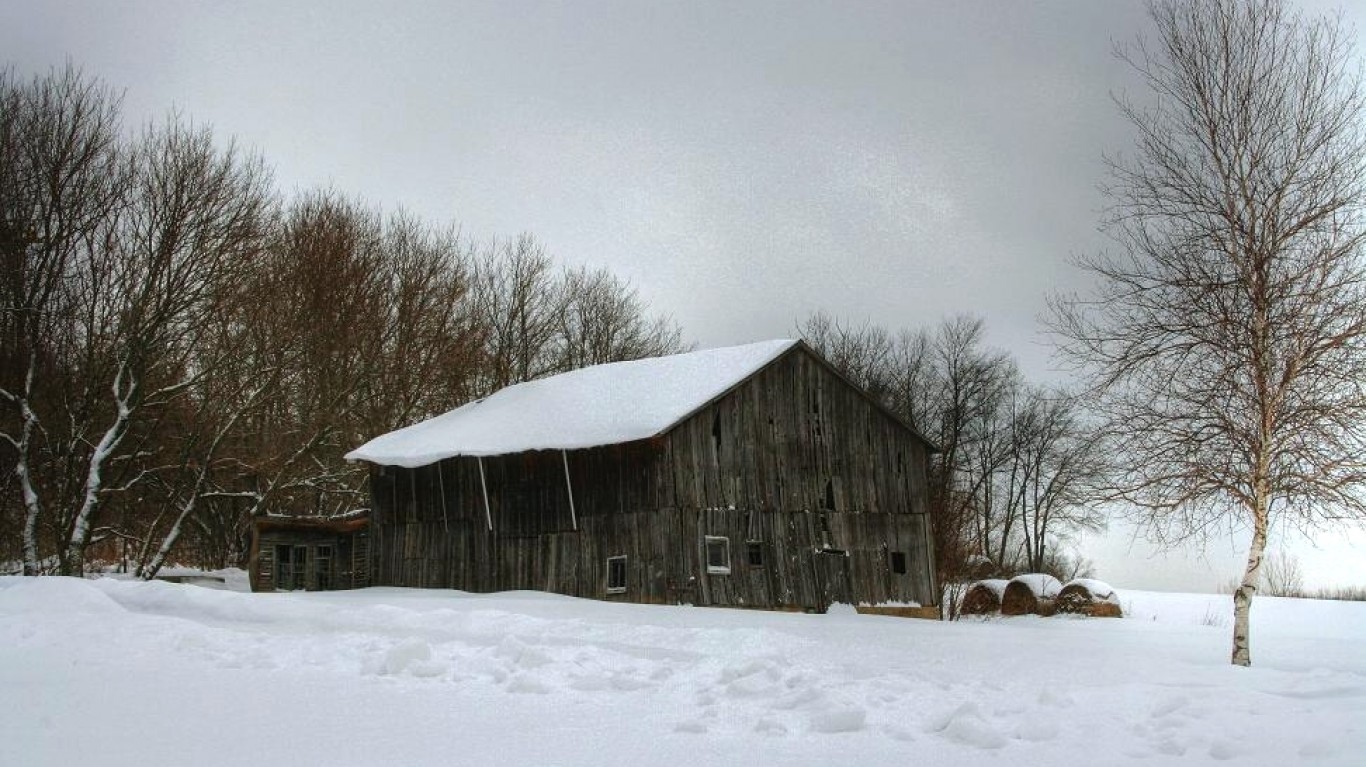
[2,576,1364,767]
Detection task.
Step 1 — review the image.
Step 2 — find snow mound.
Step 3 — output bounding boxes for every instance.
[345,339,797,465]
[1061,578,1118,602]
[1007,573,1062,598]
[927,702,1008,749]
[973,579,1009,598]
[0,575,125,616]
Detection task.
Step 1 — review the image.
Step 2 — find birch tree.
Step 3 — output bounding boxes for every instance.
[63,120,271,573]
[0,66,125,574]
[1052,0,1366,666]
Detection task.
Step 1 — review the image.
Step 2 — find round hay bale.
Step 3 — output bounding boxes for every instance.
[963,554,996,580]
[1000,573,1063,616]
[1057,578,1123,617]
[960,579,1008,615]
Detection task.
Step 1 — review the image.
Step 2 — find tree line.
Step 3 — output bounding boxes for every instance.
[798,312,1107,586]
[0,66,686,577]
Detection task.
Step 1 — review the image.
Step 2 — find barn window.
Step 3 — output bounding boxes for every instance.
[606,555,627,594]
[890,550,908,575]
[314,545,333,590]
[705,536,731,574]
[746,540,764,567]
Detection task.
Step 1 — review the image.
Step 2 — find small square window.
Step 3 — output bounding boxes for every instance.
[890,550,908,575]
[746,541,764,567]
[606,555,627,594]
[705,536,731,574]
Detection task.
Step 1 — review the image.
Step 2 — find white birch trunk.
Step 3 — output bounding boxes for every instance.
[64,362,135,574]
[5,356,47,575]
[1231,499,1269,667]
[140,496,196,580]
[18,450,44,576]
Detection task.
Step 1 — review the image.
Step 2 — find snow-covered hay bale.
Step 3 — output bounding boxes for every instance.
[1057,578,1123,617]
[1000,573,1063,616]
[960,579,1008,615]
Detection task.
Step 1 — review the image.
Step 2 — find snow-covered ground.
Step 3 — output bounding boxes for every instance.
[2,576,1362,766]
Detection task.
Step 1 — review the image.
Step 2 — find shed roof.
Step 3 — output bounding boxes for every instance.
[346,339,799,467]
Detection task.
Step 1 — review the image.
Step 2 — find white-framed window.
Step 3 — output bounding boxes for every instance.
[606,555,627,594]
[705,536,731,574]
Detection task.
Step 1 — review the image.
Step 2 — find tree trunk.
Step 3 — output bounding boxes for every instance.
[63,363,135,574]
[19,457,42,575]
[1231,499,1269,667]
[10,359,45,575]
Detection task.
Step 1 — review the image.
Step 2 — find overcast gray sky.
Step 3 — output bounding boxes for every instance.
[5,0,1364,591]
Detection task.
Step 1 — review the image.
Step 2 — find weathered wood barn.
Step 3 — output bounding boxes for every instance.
[345,339,938,611]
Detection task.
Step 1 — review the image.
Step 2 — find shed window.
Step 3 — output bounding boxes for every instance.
[275,544,307,591]
[746,541,764,567]
[606,555,627,594]
[890,550,908,575]
[314,545,333,590]
[705,536,731,574]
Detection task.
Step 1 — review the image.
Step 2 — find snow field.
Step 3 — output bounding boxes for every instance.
[1,576,1363,766]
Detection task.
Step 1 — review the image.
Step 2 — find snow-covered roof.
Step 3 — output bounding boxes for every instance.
[346,340,800,467]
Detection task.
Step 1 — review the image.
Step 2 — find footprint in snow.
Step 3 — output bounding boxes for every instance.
[506,674,552,694]
[925,702,1008,750]
[1036,687,1074,708]
[1150,694,1189,718]
[1208,739,1246,761]
[371,639,447,678]
[809,707,867,734]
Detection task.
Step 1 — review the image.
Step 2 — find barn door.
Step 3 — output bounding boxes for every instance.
[810,550,852,612]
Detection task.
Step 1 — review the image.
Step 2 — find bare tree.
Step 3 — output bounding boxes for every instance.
[555,265,686,370]
[58,118,271,574]
[1052,0,1366,665]
[798,312,1108,586]
[1011,389,1108,573]
[797,311,896,399]
[1259,548,1304,597]
[0,66,126,574]
[473,234,561,393]
[185,192,480,560]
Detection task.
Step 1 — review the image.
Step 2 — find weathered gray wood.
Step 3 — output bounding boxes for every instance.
[363,344,938,610]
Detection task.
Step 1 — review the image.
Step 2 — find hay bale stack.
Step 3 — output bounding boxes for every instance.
[1000,573,1063,616]
[1057,578,1123,617]
[960,579,1008,615]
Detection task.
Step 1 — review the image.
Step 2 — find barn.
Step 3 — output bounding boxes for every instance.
[344,339,939,612]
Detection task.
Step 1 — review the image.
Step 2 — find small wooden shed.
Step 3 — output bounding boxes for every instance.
[249,513,371,592]
[346,339,939,612]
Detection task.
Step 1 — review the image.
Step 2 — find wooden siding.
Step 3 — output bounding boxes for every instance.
[250,527,370,591]
[367,345,937,610]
